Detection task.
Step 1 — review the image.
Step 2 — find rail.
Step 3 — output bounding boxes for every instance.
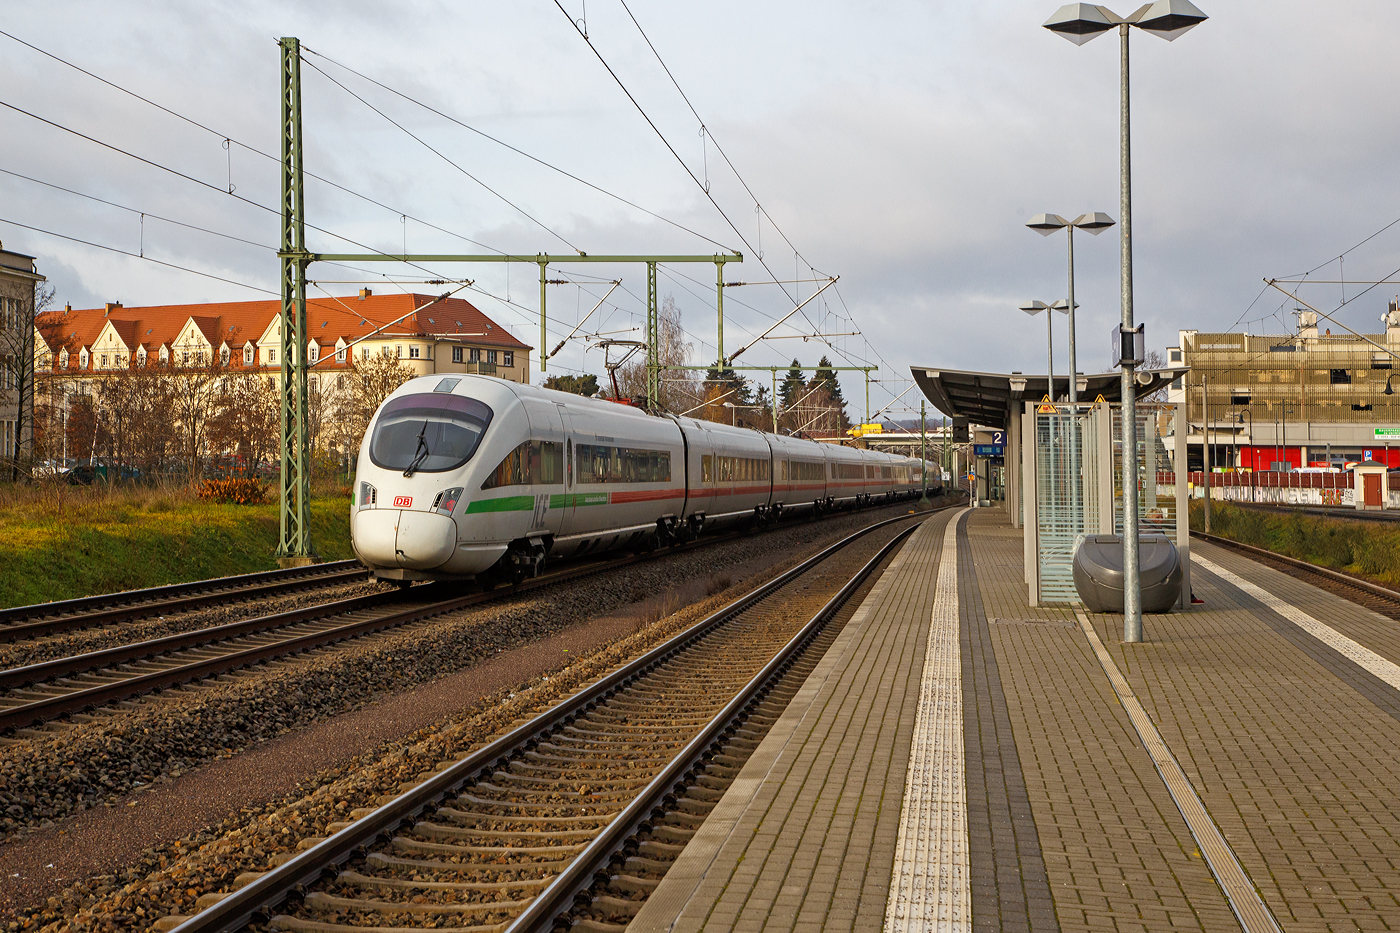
[164,509,937,933]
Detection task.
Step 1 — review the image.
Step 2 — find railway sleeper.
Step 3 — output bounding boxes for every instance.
[453,791,622,815]
[391,836,584,859]
[364,852,561,877]
[607,874,659,897]
[434,807,613,828]
[335,869,549,894]
[529,739,672,762]
[414,821,598,843]
[647,824,695,846]
[301,890,529,916]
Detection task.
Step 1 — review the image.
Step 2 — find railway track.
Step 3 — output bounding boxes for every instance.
[161,509,934,933]
[0,560,367,643]
[1192,530,1400,619]
[0,502,935,737]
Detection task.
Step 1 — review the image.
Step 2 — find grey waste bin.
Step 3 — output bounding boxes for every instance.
[1072,534,1182,614]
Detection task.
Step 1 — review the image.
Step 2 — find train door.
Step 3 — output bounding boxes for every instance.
[521,398,567,539]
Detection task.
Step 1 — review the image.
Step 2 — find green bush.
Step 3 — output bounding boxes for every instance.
[1191,499,1400,585]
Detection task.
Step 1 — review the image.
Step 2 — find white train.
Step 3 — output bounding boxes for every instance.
[352,375,939,584]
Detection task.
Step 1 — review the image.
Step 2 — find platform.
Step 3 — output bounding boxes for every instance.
[628,507,1400,933]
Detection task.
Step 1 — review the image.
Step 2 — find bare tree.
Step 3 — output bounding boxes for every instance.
[167,357,222,482]
[0,282,57,480]
[609,295,702,413]
[208,372,279,475]
[334,354,416,461]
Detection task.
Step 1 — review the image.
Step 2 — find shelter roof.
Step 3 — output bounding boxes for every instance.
[911,367,1178,430]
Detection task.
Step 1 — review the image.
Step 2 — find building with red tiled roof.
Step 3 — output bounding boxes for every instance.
[34,289,533,385]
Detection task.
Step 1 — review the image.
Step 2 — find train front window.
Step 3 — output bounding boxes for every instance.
[369,393,493,475]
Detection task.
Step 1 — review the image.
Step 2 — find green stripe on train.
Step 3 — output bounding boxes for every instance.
[550,493,610,509]
[464,496,535,513]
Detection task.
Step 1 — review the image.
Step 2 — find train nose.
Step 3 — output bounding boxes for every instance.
[354,509,457,570]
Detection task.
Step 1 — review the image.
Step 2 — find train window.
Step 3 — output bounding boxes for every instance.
[368,393,493,474]
[482,440,564,489]
[702,455,713,483]
[576,444,671,483]
[788,461,823,482]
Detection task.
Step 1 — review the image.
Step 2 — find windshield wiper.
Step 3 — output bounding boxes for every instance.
[403,420,431,477]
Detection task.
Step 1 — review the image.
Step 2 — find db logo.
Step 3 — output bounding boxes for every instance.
[393,496,413,508]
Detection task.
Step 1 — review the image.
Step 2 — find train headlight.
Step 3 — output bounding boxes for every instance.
[358,482,377,509]
[432,487,464,515]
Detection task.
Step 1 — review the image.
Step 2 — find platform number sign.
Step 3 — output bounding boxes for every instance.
[992,431,1005,446]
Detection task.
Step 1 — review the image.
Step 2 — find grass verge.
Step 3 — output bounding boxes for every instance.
[0,484,353,609]
[1190,499,1400,587]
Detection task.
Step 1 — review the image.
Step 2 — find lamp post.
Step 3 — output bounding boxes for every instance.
[1238,410,1253,500]
[1044,0,1208,643]
[1019,300,1072,400]
[1027,212,1116,405]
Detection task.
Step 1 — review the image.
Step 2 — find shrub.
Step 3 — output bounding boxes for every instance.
[197,477,268,505]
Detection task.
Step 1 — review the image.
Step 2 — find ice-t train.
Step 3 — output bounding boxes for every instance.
[351,375,938,584]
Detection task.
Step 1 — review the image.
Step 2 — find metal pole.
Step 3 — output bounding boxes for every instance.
[645,262,658,407]
[920,400,929,503]
[277,37,312,564]
[772,368,778,434]
[1067,224,1077,405]
[1046,304,1055,402]
[716,260,725,368]
[538,259,548,374]
[1202,371,1210,533]
[1119,22,1143,643]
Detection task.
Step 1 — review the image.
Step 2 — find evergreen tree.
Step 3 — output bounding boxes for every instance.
[542,373,600,396]
[811,356,849,427]
[780,359,805,410]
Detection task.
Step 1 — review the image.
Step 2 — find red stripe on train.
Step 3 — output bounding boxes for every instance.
[610,488,687,503]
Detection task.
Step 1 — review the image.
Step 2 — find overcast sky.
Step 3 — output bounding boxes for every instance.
[3,1,1399,420]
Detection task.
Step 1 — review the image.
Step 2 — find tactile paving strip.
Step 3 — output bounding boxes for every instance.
[884,511,972,932]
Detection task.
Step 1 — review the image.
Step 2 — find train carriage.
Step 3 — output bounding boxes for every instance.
[353,374,942,584]
[678,418,773,530]
[766,434,830,514]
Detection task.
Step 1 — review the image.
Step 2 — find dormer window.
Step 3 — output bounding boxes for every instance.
[220,345,230,366]
[137,347,147,366]
[159,346,169,366]
[308,343,319,363]
[244,343,254,365]
[59,349,69,369]
[335,340,346,363]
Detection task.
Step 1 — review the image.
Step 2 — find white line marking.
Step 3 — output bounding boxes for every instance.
[884,509,971,933]
[1196,553,1400,690]
[1073,608,1282,933]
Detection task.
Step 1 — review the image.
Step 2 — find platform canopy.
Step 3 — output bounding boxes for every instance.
[911,367,1177,430]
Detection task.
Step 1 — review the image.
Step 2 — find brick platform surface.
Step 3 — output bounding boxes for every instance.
[628,508,1400,933]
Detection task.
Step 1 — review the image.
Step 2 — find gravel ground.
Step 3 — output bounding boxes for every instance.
[0,499,951,932]
[0,577,391,672]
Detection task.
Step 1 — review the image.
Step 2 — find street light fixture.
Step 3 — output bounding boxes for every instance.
[1027,212,1116,405]
[1019,299,1072,401]
[1043,0,1207,643]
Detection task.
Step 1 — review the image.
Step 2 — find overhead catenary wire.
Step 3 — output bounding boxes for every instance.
[298,45,736,253]
[548,0,826,343]
[0,216,277,296]
[0,28,509,257]
[299,57,584,255]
